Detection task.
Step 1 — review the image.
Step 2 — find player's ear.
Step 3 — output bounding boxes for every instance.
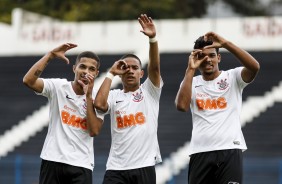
[73,65,76,73]
[217,54,221,63]
[94,71,99,78]
[140,70,144,78]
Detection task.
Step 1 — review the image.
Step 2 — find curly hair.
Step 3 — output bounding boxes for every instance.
[193,36,219,54]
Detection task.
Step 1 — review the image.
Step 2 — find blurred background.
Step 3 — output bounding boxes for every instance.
[0,0,282,183]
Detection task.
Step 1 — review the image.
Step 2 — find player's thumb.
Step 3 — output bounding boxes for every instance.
[140,30,146,35]
[61,56,70,64]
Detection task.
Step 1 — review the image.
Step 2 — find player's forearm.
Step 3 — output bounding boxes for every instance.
[223,41,260,73]
[175,68,195,112]
[86,97,102,137]
[148,41,161,86]
[23,52,53,86]
[94,78,112,112]
[23,52,54,92]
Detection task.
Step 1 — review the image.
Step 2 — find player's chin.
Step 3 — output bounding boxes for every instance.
[203,70,214,75]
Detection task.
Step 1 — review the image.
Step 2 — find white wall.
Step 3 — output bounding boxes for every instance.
[0,8,282,56]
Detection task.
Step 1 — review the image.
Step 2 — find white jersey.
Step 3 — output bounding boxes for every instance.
[37,78,103,171]
[188,67,248,155]
[104,78,163,170]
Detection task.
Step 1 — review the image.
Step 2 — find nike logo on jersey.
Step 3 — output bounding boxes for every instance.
[66,95,74,100]
[195,85,203,88]
[116,100,123,103]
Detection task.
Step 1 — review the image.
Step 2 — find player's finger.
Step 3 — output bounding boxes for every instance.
[77,80,85,87]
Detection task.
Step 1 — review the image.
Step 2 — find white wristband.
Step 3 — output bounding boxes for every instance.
[106,72,114,80]
[149,37,157,43]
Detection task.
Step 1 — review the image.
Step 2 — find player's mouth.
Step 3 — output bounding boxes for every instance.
[126,75,135,81]
[205,64,213,69]
[203,62,213,70]
[80,74,89,83]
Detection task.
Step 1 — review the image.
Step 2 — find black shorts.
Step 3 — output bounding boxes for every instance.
[103,166,156,184]
[39,159,92,184]
[188,149,243,184]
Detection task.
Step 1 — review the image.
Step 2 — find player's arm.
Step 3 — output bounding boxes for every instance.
[93,76,111,113]
[86,96,103,137]
[23,52,52,93]
[175,50,207,112]
[80,74,103,137]
[223,42,260,83]
[94,60,129,112]
[204,32,260,83]
[138,14,161,87]
[23,43,77,93]
[175,68,195,112]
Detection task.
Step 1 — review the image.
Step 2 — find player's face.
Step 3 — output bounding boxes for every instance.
[120,57,144,92]
[198,48,221,77]
[73,57,99,85]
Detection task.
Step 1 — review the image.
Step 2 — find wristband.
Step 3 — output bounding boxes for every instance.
[149,37,157,43]
[106,72,114,80]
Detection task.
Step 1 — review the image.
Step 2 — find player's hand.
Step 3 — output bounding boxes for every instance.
[109,60,130,76]
[49,43,77,64]
[188,49,208,69]
[203,32,227,49]
[78,73,94,96]
[138,14,156,38]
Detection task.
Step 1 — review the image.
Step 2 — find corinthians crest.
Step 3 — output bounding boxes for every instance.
[217,78,229,90]
[132,91,144,102]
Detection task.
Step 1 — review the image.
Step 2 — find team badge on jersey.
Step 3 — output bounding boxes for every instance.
[81,99,87,115]
[132,91,143,102]
[217,78,229,90]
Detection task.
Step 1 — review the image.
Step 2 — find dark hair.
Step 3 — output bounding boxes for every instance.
[76,51,100,68]
[194,36,219,54]
[120,54,142,68]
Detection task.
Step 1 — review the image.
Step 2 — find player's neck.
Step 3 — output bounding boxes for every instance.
[202,70,221,81]
[123,85,140,93]
[71,81,84,95]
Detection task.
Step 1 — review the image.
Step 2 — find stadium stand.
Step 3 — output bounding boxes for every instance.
[1,51,282,184]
